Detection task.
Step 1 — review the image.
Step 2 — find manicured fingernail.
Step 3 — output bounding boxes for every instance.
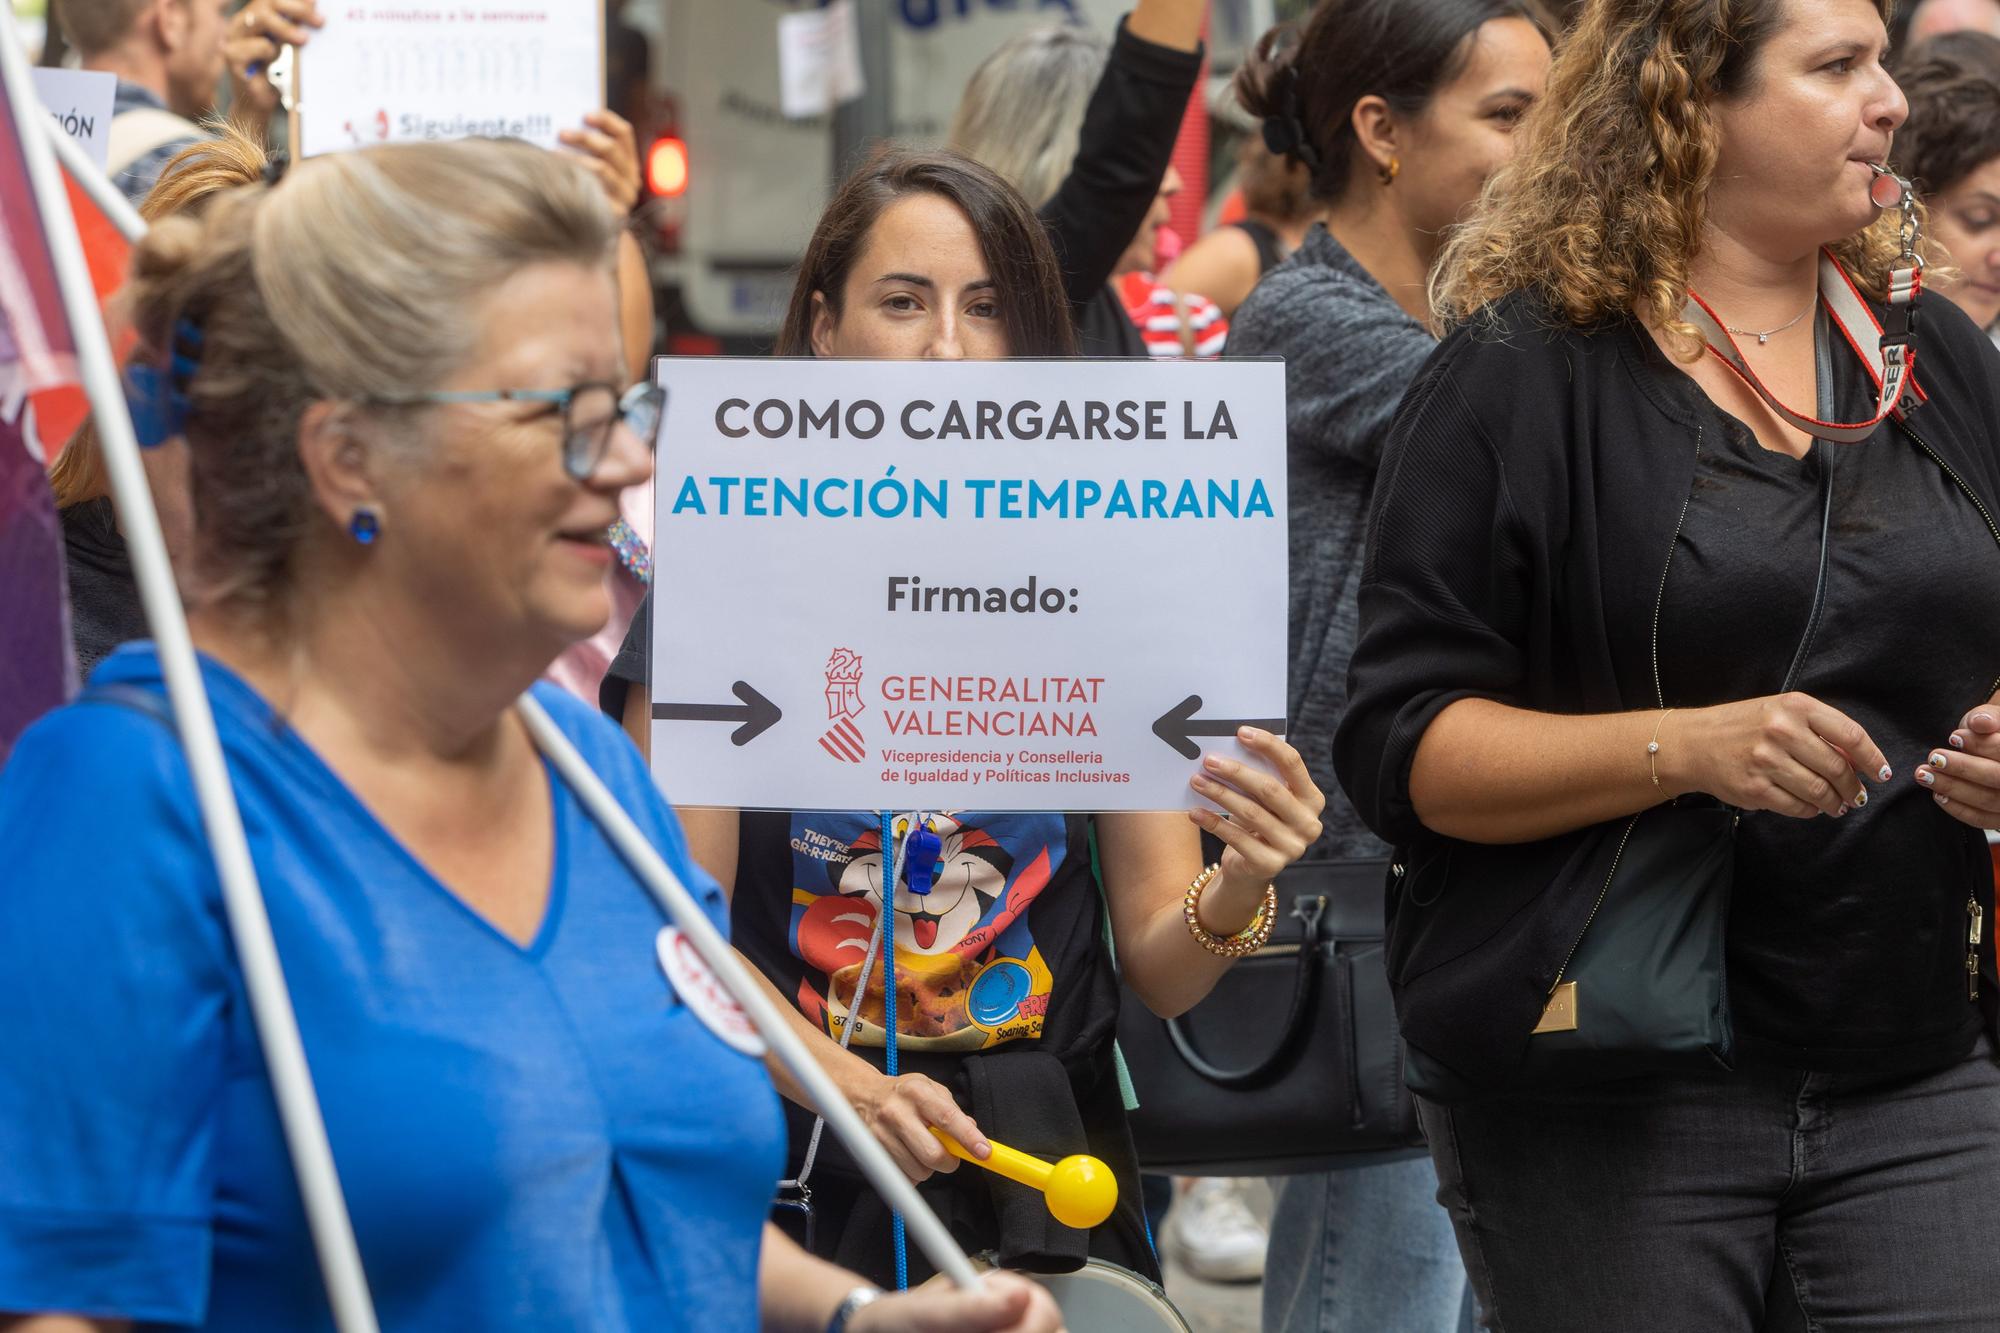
[1835,804,1849,817]
[1204,754,1226,771]
[1918,768,1936,786]
[1951,732,1968,749]
[1932,752,1950,770]
[1855,789,1868,806]
[1238,726,1263,741]
[1937,793,1951,806]
[1879,764,1894,781]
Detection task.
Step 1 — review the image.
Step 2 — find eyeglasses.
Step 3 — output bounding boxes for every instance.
[368,380,667,481]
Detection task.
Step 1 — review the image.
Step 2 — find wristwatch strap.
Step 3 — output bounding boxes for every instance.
[827,1284,886,1333]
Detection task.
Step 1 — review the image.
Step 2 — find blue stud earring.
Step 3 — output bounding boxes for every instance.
[348,507,380,545]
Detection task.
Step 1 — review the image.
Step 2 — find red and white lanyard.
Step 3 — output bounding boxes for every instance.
[1681,167,1927,444]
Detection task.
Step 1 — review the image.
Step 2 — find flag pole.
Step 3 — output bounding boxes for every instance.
[516,696,986,1289]
[0,20,379,1333]
[41,115,145,243]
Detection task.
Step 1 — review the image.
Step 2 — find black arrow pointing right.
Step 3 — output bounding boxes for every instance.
[1152,694,1287,760]
[652,681,783,746]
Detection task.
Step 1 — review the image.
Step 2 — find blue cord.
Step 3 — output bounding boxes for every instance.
[880,810,909,1291]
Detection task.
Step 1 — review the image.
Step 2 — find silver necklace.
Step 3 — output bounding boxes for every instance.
[1724,300,1815,345]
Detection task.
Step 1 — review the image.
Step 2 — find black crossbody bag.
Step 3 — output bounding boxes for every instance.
[1399,430,1835,1102]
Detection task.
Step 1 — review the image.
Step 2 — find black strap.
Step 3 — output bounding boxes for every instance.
[81,681,175,727]
[1160,894,1327,1089]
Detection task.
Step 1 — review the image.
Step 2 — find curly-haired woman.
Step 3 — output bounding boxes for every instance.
[1892,31,2000,344]
[1334,0,2000,1324]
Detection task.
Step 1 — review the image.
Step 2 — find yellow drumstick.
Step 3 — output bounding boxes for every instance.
[930,1127,1119,1230]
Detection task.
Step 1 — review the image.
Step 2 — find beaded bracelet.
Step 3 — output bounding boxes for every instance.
[1182,863,1278,958]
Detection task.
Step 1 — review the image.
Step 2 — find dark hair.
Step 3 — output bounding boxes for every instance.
[775,147,1078,358]
[1891,32,2000,200]
[1235,0,1543,202]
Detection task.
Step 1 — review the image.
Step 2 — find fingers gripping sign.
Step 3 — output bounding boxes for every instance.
[1186,726,1327,883]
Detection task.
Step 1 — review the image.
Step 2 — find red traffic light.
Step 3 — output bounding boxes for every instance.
[647,136,689,198]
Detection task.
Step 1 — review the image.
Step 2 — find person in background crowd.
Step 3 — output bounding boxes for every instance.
[1891,32,2000,346]
[63,0,230,203]
[1226,0,1550,1328]
[948,1,1202,355]
[1337,0,2000,1321]
[0,133,1060,1333]
[612,149,1326,1294]
[1903,0,2000,43]
[1163,131,1328,320]
[1117,166,1235,361]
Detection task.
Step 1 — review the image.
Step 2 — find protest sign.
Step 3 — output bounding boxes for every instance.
[30,69,113,169]
[294,3,603,158]
[648,357,1288,813]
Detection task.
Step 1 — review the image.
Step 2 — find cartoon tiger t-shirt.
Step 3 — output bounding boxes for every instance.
[733,810,1119,1065]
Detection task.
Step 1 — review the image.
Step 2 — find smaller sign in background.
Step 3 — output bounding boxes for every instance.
[292,3,603,158]
[31,68,112,168]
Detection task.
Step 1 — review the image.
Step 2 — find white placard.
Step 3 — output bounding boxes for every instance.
[649,358,1288,813]
[777,0,864,120]
[296,3,602,157]
[32,68,114,170]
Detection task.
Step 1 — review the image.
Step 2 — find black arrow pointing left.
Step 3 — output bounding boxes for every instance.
[1152,694,1287,760]
[652,681,782,746]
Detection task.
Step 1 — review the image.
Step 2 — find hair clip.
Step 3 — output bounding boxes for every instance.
[261,149,291,187]
[123,318,203,448]
[1262,65,1322,172]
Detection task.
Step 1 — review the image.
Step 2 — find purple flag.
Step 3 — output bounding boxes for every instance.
[0,74,78,764]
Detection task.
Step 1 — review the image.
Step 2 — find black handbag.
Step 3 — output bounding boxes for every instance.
[1399,433,1835,1102]
[1116,857,1423,1175]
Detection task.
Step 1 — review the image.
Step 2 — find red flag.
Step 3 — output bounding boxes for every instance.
[0,70,78,761]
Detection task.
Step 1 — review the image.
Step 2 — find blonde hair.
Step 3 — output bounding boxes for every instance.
[948,24,1107,207]
[50,122,267,510]
[121,135,618,617]
[1432,0,1918,357]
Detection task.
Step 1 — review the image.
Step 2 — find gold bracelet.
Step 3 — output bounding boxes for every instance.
[1182,863,1278,958]
[1648,708,1675,788]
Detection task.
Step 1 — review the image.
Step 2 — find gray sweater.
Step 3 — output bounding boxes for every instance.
[1228,225,1436,858]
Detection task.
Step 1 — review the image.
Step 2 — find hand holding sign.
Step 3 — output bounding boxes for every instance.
[1187,727,1326,915]
[229,0,323,120]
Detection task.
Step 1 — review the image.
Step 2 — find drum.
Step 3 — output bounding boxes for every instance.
[1028,1260,1192,1332]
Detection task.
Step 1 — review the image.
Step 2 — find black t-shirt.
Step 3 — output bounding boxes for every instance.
[1630,319,2000,1072]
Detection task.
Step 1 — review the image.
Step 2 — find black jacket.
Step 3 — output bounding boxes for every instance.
[1334,286,2000,1076]
[1038,19,1200,357]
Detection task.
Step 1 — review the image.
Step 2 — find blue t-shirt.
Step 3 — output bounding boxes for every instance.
[0,644,785,1329]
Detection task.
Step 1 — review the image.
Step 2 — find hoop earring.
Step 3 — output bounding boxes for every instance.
[348,507,381,545]
[1379,156,1400,186]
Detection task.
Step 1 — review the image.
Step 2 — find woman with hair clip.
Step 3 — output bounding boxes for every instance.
[1223,2,1549,1329]
[610,148,1326,1295]
[1336,0,2000,1323]
[0,135,1060,1333]
[1891,31,2000,345]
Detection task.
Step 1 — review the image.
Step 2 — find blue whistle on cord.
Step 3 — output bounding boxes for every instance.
[904,822,943,896]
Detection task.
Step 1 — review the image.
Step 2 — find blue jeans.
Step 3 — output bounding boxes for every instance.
[1262,1156,1473,1333]
[1420,1035,2000,1332]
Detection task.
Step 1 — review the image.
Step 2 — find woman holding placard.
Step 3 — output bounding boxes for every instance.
[608,148,1327,1294]
[0,136,1058,1333]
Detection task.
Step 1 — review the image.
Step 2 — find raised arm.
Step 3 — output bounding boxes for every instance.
[1038,3,1205,309]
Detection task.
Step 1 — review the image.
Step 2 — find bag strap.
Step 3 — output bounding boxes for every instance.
[80,681,175,726]
[1160,893,1327,1090]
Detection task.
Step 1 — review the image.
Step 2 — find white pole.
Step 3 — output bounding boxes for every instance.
[0,21,379,1332]
[516,695,985,1290]
[41,114,146,243]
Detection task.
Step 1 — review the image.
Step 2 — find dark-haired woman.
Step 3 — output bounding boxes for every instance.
[1892,31,2000,345]
[1222,3,1549,1329]
[609,148,1326,1293]
[1337,0,2000,1323]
